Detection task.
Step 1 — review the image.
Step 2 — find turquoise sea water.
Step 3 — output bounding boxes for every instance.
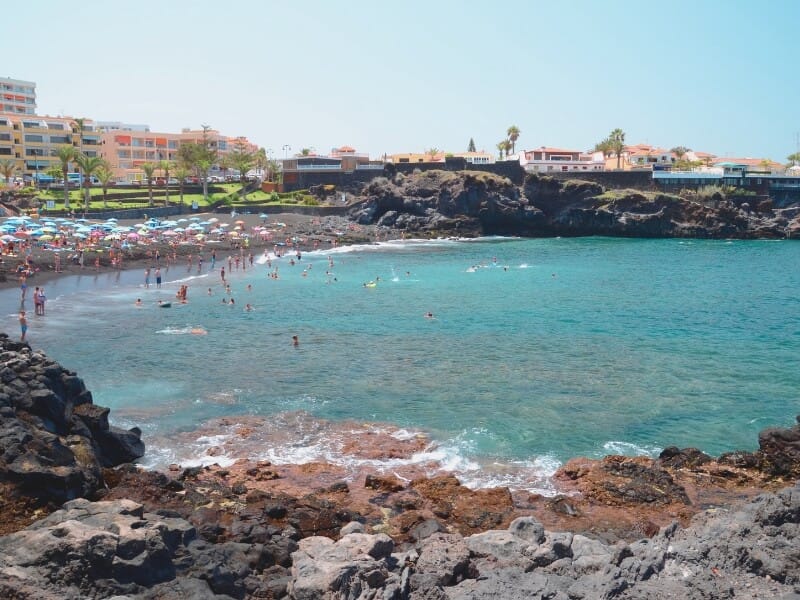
[4,237,799,492]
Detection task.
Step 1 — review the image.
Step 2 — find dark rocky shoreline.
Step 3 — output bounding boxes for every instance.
[1,336,799,598]
[347,171,800,240]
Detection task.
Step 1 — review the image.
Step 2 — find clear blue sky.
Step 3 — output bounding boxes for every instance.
[5,0,799,161]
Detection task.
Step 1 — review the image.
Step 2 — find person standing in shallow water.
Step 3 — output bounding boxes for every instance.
[155,267,162,289]
[19,311,27,342]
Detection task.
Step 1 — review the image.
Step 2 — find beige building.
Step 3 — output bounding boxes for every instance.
[0,113,99,181]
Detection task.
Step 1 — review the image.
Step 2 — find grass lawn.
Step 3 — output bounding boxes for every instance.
[29,184,322,214]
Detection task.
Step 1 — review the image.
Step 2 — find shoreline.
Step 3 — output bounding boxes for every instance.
[0,211,394,293]
[2,209,798,546]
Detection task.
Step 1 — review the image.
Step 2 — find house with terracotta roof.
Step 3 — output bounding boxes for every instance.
[521,146,604,173]
[622,144,676,170]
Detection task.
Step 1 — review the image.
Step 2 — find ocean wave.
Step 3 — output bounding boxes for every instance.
[141,413,564,494]
[601,440,662,458]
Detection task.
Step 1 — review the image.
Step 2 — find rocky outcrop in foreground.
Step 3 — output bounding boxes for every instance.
[0,335,144,533]
[0,485,797,599]
[1,337,799,598]
[349,171,800,239]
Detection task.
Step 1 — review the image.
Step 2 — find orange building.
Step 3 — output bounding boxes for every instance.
[100,127,258,182]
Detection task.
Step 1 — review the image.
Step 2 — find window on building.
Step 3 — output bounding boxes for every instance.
[0,148,11,156]
[49,135,70,144]
[24,134,43,143]
[22,121,41,129]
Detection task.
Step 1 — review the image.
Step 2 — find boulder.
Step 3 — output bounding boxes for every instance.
[0,337,144,511]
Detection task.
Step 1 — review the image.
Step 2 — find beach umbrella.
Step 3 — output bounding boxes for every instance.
[38,234,54,241]
[162,230,179,237]
[41,226,58,233]
[219,223,229,227]
[73,233,87,239]
[127,232,139,240]
[235,219,245,225]
[14,230,31,238]
[229,230,240,237]
[1,234,16,241]
[207,217,219,223]
[177,218,188,224]
[189,216,201,222]
[259,213,268,219]
[195,233,206,240]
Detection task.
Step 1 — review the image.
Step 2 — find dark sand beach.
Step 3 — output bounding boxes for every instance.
[0,210,393,292]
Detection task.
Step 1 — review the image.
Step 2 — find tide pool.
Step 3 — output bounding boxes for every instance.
[4,237,799,492]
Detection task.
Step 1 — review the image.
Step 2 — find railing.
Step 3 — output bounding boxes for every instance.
[652,171,722,179]
[295,164,342,171]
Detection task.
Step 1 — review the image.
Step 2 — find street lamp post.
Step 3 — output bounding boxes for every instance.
[34,148,39,190]
[282,144,291,158]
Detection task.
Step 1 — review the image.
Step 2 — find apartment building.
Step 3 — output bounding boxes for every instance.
[521,146,605,173]
[100,127,258,182]
[0,77,36,115]
[0,113,99,180]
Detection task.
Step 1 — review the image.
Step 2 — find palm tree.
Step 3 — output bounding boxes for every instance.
[0,159,16,185]
[787,152,800,168]
[159,160,172,206]
[594,138,613,160]
[426,147,440,161]
[255,147,268,180]
[142,162,156,207]
[609,128,626,170]
[74,154,106,211]
[95,165,114,209]
[758,159,772,173]
[670,146,690,163]
[267,159,282,183]
[496,140,511,160]
[506,125,521,155]
[56,146,76,210]
[173,164,190,208]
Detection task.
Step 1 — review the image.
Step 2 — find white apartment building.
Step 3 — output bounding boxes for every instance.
[1,77,36,115]
[521,146,605,173]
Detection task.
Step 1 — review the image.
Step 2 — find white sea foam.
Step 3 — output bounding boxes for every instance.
[602,440,662,458]
[168,272,211,284]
